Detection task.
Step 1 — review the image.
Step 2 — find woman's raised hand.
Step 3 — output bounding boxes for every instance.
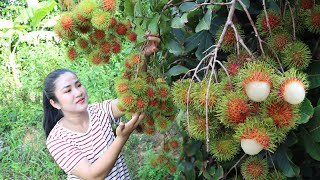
[143,31,160,56]
[116,112,145,140]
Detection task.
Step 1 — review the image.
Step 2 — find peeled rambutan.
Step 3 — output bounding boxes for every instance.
[216,91,250,127]
[281,41,312,70]
[127,32,137,42]
[241,156,268,180]
[112,41,121,54]
[66,47,77,61]
[305,5,320,34]
[210,133,240,162]
[256,10,282,35]
[116,23,127,35]
[234,117,277,155]
[171,79,194,111]
[99,41,111,54]
[191,79,218,115]
[101,0,117,11]
[235,61,275,102]
[91,10,111,30]
[267,30,292,53]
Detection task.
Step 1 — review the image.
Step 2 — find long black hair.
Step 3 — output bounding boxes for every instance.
[43,68,75,138]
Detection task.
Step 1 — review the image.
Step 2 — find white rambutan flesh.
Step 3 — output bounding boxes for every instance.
[283,81,305,105]
[241,139,264,155]
[245,81,270,102]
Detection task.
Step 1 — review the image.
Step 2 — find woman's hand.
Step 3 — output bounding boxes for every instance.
[116,112,145,140]
[143,31,160,57]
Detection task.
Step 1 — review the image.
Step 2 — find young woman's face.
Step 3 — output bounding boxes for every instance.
[51,72,89,113]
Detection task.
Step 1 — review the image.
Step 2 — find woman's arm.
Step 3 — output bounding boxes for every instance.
[70,112,144,180]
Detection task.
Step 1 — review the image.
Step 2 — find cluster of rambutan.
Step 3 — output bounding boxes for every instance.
[55,0,138,63]
[114,52,177,135]
[172,58,309,162]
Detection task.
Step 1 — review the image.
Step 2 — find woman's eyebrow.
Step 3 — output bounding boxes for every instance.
[61,79,80,90]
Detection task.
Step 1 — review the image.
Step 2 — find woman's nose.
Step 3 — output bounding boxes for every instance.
[74,87,82,97]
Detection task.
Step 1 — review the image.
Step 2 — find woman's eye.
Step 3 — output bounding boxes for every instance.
[77,83,82,87]
[65,89,71,93]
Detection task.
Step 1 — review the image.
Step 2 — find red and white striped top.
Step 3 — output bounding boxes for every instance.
[46,100,130,180]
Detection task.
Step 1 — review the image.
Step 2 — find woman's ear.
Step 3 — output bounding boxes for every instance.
[50,99,61,110]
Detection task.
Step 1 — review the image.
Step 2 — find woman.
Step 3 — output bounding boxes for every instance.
[43,34,160,179]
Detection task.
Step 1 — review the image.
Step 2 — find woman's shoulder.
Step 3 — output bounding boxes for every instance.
[46,123,71,145]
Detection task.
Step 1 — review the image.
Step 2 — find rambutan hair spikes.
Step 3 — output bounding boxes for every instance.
[281,41,312,70]
[91,9,112,30]
[266,30,292,53]
[305,5,320,34]
[235,60,276,102]
[274,68,309,105]
[215,24,244,53]
[240,156,269,180]
[209,132,240,162]
[76,0,97,19]
[191,79,219,115]
[114,78,131,96]
[234,117,277,155]
[215,91,251,127]
[256,10,282,36]
[171,79,195,111]
[99,0,118,12]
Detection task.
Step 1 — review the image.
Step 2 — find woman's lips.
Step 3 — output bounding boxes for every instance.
[76,98,85,104]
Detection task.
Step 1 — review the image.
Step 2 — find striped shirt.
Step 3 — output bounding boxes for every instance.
[46,100,130,180]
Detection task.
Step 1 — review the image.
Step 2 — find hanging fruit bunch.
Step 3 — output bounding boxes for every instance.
[55,0,137,63]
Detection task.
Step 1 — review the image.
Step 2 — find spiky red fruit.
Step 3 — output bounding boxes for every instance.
[169,164,177,173]
[77,38,89,49]
[100,42,111,54]
[116,23,127,35]
[311,10,320,32]
[78,25,91,34]
[149,99,158,106]
[163,143,170,151]
[241,157,268,180]
[112,41,121,54]
[262,13,281,32]
[241,127,270,149]
[224,27,235,46]
[301,0,314,10]
[146,116,154,126]
[228,63,241,76]
[146,127,154,134]
[110,18,117,27]
[170,140,179,149]
[93,29,105,41]
[136,98,146,109]
[227,98,249,124]
[146,87,155,98]
[128,32,137,42]
[60,13,74,32]
[122,95,134,106]
[91,52,102,65]
[67,47,77,61]
[150,159,157,167]
[267,101,296,128]
[102,0,116,11]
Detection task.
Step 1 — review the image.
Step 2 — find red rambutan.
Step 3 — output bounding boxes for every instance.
[241,157,268,180]
[112,41,121,54]
[116,23,127,35]
[127,32,137,42]
[100,42,111,54]
[110,17,117,28]
[256,10,282,35]
[66,47,77,61]
[102,0,117,11]
[92,29,106,41]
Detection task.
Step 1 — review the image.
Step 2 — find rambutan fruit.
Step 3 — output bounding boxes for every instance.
[155,115,171,133]
[215,25,244,53]
[145,114,155,126]
[114,78,131,95]
[118,93,137,111]
[240,156,268,180]
[110,17,117,28]
[262,99,300,131]
[89,50,103,65]
[146,86,156,99]
[275,68,309,105]
[135,97,148,112]
[149,98,158,107]
[234,117,277,155]
[281,41,312,70]
[267,30,292,53]
[210,133,240,162]
[77,0,96,19]
[66,47,77,61]
[58,0,74,10]
[171,79,194,111]
[116,23,127,35]
[102,55,110,63]
[145,126,155,135]
[256,10,282,36]
[77,25,91,34]
[101,0,117,12]
[283,9,307,35]
[130,77,147,95]
[124,53,143,70]
[76,38,89,51]
[99,41,111,55]
[150,158,158,167]
[156,83,170,101]
[191,79,219,115]
[92,29,106,42]
[305,5,320,34]
[112,41,121,54]
[267,171,287,180]
[235,61,275,102]
[91,10,111,30]
[216,91,250,127]
[146,73,155,83]
[163,142,170,151]
[300,0,314,10]
[168,164,177,173]
[58,12,74,33]
[184,112,218,141]
[127,32,137,42]
[169,139,180,149]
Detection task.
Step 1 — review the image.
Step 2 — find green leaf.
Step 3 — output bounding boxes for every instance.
[166,65,189,78]
[212,165,224,180]
[167,40,185,55]
[30,1,57,27]
[196,31,214,60]
[124,0,134,16]
[274,145,300,177]
[269,0,281,13]
[235,0,250,11]
[285,131,298,147]
[185,169,196,180]
[185,31,205,52]
[297,98,314,124]
[307,106,320,142]
[306,60,320,89]
[195,10,212,33]
[298,127,320,161]
[171,16,185,29]
[179,2,197,12]
[148,13,160,34]
[134,0,144,17]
